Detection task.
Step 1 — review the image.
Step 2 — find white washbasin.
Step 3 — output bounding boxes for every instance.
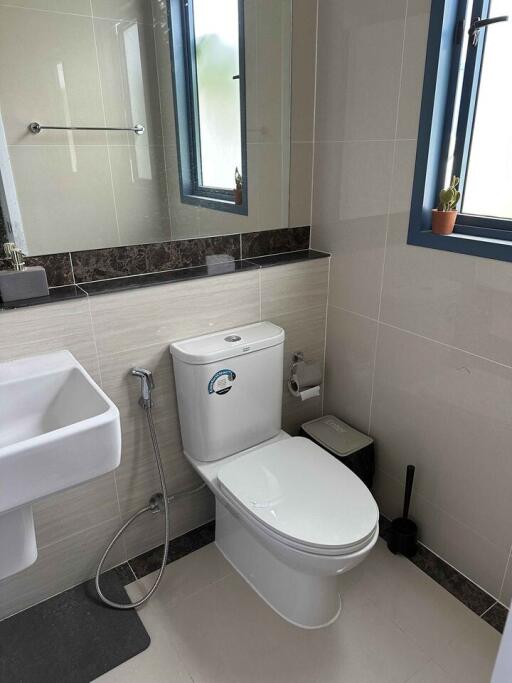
[0,351,121,579]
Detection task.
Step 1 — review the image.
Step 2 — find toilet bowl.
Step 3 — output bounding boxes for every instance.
[170,322,379,629]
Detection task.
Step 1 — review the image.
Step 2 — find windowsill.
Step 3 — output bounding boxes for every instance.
[408,228,512,262]
[181,192,248,216]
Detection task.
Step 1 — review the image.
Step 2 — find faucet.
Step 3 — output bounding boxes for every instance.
[131,368,155,408]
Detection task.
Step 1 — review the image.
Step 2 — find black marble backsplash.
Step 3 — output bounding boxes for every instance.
[0,226,310,288]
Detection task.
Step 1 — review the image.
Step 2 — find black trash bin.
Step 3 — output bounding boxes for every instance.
[300,415,375,490]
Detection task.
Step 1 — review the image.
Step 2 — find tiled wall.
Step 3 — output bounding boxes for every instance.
[0,0,316,253]
[312,0,512,605]
[0,257,328,620]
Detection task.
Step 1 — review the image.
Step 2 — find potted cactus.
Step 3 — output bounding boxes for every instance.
[234,167,243,206]
[432,175,460,235]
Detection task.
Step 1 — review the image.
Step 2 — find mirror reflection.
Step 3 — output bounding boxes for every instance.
[0,0,304,256]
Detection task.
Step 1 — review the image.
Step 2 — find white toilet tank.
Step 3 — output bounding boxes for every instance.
[170,322,285,462]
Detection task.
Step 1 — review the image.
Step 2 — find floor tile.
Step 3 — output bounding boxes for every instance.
[131,547,429,683]
[105,540,501,683]
[130,543,233,609]
[434,616,500,683]
[340,540,485,660]
[405,661,456,682]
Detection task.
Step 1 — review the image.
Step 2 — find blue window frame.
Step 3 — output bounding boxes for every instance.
[167,0,248,215]
[408,0,512,261]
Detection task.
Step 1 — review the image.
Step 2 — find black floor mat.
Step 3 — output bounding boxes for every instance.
[0,566,150,683]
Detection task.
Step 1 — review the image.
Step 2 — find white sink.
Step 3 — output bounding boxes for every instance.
[0,351,121,580]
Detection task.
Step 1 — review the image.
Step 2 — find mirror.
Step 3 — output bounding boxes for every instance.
[0,0,302,256]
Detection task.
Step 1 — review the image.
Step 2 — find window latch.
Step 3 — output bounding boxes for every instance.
[469,15,509,46]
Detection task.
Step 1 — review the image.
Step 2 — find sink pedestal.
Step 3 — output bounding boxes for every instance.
[0,506,37,580]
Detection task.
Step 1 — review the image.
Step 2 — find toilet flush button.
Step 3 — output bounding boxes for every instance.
[224,335,241,342]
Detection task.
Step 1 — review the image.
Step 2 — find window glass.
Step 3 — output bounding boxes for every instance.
[192,0,242,190]
[462,0,512,219]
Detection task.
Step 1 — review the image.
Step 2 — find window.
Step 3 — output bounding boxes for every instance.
[408,0,512,261]
[168,0,248,214]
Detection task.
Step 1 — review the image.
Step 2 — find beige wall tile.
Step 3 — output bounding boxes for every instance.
[0,298,101,381]
[315,0,406,142]
[89,270,261,356]
[93,18,164,148]
[9,145,119,254]
[245,0,291,146]
[371,324,512,568]
[282,389,322,436]
[0,517,125,620]
[291,0,317,143]
[312,140,395,226]
[271,304,326,435]
[109,145,172,244]
[324,307,377,434]
[270,304,326,369]
[381,212,512,368]
[396,0,431,140]
[91,0,153,24]
[33,473,120,548]
[0,7,105,147]
[261,258,329,319]
[255,143,287,231]
[500,553,512,605]
[322,216,388,319]
[152,0,176,149]
[289,142,313,228]
[0,0,91,12]
[122,487,215,561]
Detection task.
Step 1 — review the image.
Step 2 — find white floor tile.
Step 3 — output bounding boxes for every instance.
[435,616,500,683]
[97,540,501,683]
[405,661,456,683]
[339,540,487,660]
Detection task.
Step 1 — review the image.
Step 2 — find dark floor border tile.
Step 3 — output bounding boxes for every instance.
[129,520,215,579]
[482,602,509,634]
[379,516,507,632]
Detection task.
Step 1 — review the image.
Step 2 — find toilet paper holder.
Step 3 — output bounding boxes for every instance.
[288,352,322,401]
[289,352,304,392]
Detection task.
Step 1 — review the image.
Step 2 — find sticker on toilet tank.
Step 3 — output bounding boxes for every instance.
[208,369,236,396]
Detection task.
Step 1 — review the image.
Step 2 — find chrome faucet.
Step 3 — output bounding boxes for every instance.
[131,368,155,408]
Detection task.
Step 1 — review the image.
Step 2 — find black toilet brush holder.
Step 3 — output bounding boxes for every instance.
[387,465,418,558]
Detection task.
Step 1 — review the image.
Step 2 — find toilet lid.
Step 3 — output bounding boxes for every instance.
[217,437,379,551]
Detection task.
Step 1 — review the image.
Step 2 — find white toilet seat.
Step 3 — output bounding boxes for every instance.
[217,436,379,558]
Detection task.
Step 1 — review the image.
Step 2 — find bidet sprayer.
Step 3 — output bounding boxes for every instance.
[131,367,155,408]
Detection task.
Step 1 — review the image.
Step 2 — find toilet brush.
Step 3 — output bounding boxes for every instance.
[387,465,418,558]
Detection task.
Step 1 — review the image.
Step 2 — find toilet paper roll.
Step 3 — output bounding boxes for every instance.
[288,359,322,401]
[297,385,320,401]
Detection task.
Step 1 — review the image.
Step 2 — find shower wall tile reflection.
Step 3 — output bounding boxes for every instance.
[0,0,315,254]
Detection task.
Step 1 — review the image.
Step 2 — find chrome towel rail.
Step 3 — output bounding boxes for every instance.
[28,122,145,135]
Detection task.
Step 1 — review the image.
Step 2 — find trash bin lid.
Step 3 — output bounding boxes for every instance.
[301,415,373,457]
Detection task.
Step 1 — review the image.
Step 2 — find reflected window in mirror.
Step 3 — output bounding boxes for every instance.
[168,0,248,214]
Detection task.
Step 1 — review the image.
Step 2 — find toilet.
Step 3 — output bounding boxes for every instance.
[170,321,379,629]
